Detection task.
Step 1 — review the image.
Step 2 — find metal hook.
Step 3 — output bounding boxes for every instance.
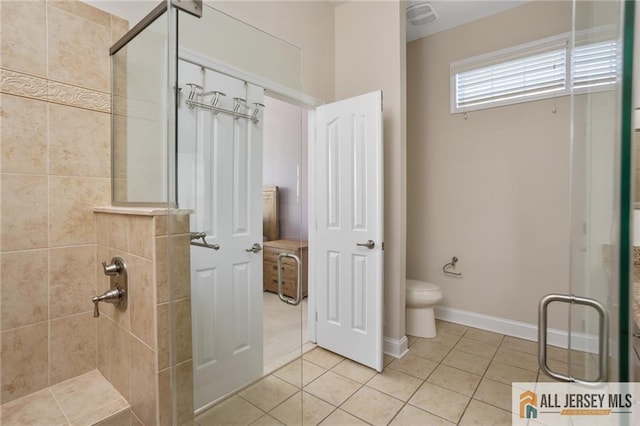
[251,102,265,118]
[233,97,246,115]
[210,91,226,107]
[185,83,203,103]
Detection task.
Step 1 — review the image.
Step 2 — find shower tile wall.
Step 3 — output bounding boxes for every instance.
[95,211,194,426]
[0,0,127,404]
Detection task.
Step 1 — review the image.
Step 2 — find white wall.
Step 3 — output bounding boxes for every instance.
[407,1,574,329]
[263,96,308,241]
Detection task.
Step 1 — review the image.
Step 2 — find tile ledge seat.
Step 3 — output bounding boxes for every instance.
[93,206,193,216]
[0,370,129,426]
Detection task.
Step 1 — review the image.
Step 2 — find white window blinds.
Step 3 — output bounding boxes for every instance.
[572,40,619,89]
[455,48,567,110]
[451,33,619,114]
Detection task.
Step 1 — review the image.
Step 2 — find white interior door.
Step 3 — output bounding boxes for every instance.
[310,91,384,372]
[178,61,264,411]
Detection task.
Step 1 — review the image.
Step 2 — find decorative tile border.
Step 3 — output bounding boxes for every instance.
[0,68,110,113]
[0,68,48,101]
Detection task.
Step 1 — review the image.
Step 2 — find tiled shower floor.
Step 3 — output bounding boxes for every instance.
[196,320,598,426]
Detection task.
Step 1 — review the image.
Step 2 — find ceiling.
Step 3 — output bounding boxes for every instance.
[406,0,528,42]
[86,0,529,45]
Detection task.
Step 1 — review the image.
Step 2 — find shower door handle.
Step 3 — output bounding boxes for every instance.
[538,293,608,383]
[277,253,302,306]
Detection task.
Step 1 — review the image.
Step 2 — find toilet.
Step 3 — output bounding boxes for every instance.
[406,279,443,338]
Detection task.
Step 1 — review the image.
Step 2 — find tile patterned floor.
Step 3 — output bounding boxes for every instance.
[196,320,599,426]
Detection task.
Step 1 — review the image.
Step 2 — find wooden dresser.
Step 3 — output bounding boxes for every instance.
[263,240,308,299]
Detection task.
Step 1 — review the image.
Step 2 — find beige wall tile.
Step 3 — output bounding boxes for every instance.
[49,104,110,178]
[155,236,168,304]
[108,321,131,402]
[129,255,155,348]
[0,0,47,77]
[175,298,192,365]
[49,245,96,319]
[97,315,110,380]
[94,409,131,426]
[48,80,111,112]
[49,176,110,247]
[0,95,48,174]
[111,16,129,43]
[1,250,48,330]
[154,215,167,237]
[168,213,190,235]
[97,213,129,253]
[1,174,48,251]
[47,6,111,91]
[130,336,157,426]
[158,368,171,426]
[1,323,48,403]
[48,0,111,28]
[157,303,169,371]
[171,234,191,301]
[176,360,194,425]
[50,313,96,384]
[128,216,153,260]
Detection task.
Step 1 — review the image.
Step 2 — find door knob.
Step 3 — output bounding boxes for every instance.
[356,240,375,250]
[246,243,262,253]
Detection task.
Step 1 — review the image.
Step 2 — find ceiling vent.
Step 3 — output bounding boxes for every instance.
[406,2,439,26]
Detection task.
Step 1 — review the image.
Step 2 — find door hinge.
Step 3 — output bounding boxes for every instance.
[382,242,385,251]
[315,312,318,322]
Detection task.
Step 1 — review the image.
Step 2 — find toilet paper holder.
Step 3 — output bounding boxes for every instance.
[443,256,463,277]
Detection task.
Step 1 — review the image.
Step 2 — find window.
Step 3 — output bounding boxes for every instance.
[450,33,619,113]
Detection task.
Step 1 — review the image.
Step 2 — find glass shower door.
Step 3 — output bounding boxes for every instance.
[171,3,307,423]
[538,0,632,384]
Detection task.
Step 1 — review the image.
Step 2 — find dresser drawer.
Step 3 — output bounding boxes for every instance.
[263,246,299,263]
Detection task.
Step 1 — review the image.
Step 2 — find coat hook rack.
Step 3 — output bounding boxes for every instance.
[443,256,462,277]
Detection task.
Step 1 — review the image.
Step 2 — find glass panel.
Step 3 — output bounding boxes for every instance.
[111,12,170,205]
[568,0,627,382]
[171,4,305,423]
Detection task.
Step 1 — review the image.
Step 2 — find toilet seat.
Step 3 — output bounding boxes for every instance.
[406,280,441,296]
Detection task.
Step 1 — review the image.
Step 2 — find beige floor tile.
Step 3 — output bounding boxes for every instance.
[251,414,284,425]
[303,348,344,370]
[493,346,539,372]
[0,389,67,426]
[442,349,491,376]
[458,400,511,426]
[304,371,361,406]
[239,376,299,412]
[435,320,468,336]
[196,396,264,425]
[427,365,481,397]
[407,335,418,347]
[387,353,437,379]
[464,328,504,346]
[332,359,377,384]
[409,339,452,362]
[383,355,395,367]
[473,377,512,411]
[537,369,558,383]
[418,331,462,348]
[269,391,335,426]
[389,404,455,426]
[485,361,537,385]
[274,360,326,388]
[408,382,470,423]
[366,368,422,402]
[319,409,369,425]
[341,387,404,426]
[454,337,499,359]
[500,336,537,354]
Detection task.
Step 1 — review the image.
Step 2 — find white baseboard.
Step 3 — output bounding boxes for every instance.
[383,335,409,359]
[434,306,599,354]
